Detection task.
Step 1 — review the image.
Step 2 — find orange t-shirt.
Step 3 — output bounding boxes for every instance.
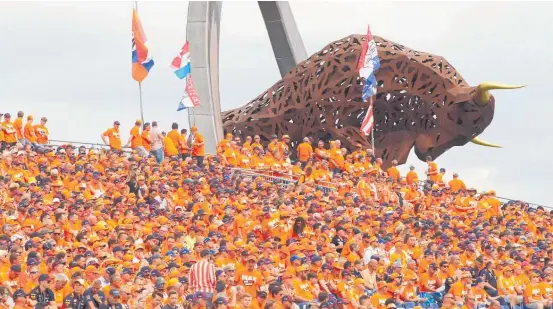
[450,281,469,298]
[164,136,179,156]
[297,142,313,162]
[192,133,205,156]
[141,130,151,151]
[1,121,17,143]
[448,179,466,193]
[130,125,143,148]
[387,167,400,180]
[24,122,36,142]
[406,171,419,185]
[14,117,23,139]
[167,130,182,151]
[236,269,263,297]
[34,124,49,144]
[103,128,122,150]
[525,283,543,303]
[370,292,388,309]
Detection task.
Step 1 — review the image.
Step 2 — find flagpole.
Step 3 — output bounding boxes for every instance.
[139,82,145,124]
[370,96,375,154]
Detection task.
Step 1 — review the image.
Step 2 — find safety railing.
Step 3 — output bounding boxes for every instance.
[48,139,133,153]
[496,196,553,211]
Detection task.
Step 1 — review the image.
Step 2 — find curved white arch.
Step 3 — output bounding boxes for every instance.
[186,1,307,153]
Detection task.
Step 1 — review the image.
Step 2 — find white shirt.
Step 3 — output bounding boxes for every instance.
[150,127,163,151]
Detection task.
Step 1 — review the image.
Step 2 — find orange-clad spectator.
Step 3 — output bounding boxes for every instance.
[126,119,148,157]
[277,135,291,157]
[292,266,314,303]
[243,136,252,150]
[267,134,279,155]
[398,273,427,304]
[314,140,329,161]
[351,143,367,160]
[238,148,252,168]
[235,257,263,298]
[250,135,263,153]
[13,111,24,141]
[141,122,152,151]
[471,278,490,304]
[370,282,389,309]
[222,142,240,167]
[386,160,400,181]
[498,266,523,308]
[420,263,441,292]
[218,133,233,154]
[406,165,419,185]
[23,115,37,145]
[191,125,205,165]
[101,120,122,150]
[34,117,49,145]
[163,131,179,158]
[167,123,184,155]
[525,272,549,309]
[426,156,439,183]
[296,137,313,164]
[1,113,17,147]
[450,272,472,305]
[448,173,467,193]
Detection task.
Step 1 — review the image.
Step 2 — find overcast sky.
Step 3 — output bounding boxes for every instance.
[1,1,552,205]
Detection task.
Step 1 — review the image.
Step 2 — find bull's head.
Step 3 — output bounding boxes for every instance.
[222,34,524,167]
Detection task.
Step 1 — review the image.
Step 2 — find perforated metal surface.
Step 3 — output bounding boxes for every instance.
[222,34,495,167]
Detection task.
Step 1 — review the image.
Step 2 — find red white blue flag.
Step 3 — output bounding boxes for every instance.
[173,41,200,111]
[358,25,380,136]
[171,41,191,80]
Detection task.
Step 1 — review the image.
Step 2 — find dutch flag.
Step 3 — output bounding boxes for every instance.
[171,41,191,80]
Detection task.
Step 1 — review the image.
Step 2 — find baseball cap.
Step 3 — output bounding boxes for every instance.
[38,274,50,282]
[13,289,26,299]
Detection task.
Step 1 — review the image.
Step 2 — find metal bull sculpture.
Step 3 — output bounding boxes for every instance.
[221,34,524,167]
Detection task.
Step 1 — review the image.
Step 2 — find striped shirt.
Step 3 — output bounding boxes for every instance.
[188,258,216,293]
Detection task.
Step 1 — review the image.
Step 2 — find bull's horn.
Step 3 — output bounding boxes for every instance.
[471,137,502,148]
[474,83,526,105]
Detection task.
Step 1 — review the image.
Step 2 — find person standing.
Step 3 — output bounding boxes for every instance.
[141,122,152,152]
[126,120,148,157]
[190,126,205,166]
[34,117,49,146]
[150,121,164,164]
[101,121,122,151]
[189,249,216,308]
[180,128,190,160]
[1,113,18,150]
[23,115,37,147]
[167,123,183,157]
[296,137,313,167]
[13,111,24,146]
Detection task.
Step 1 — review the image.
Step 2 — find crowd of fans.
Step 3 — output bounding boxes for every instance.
[0,112,551,309]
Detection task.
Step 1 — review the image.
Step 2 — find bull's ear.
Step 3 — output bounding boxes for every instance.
[474,83,526,105]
